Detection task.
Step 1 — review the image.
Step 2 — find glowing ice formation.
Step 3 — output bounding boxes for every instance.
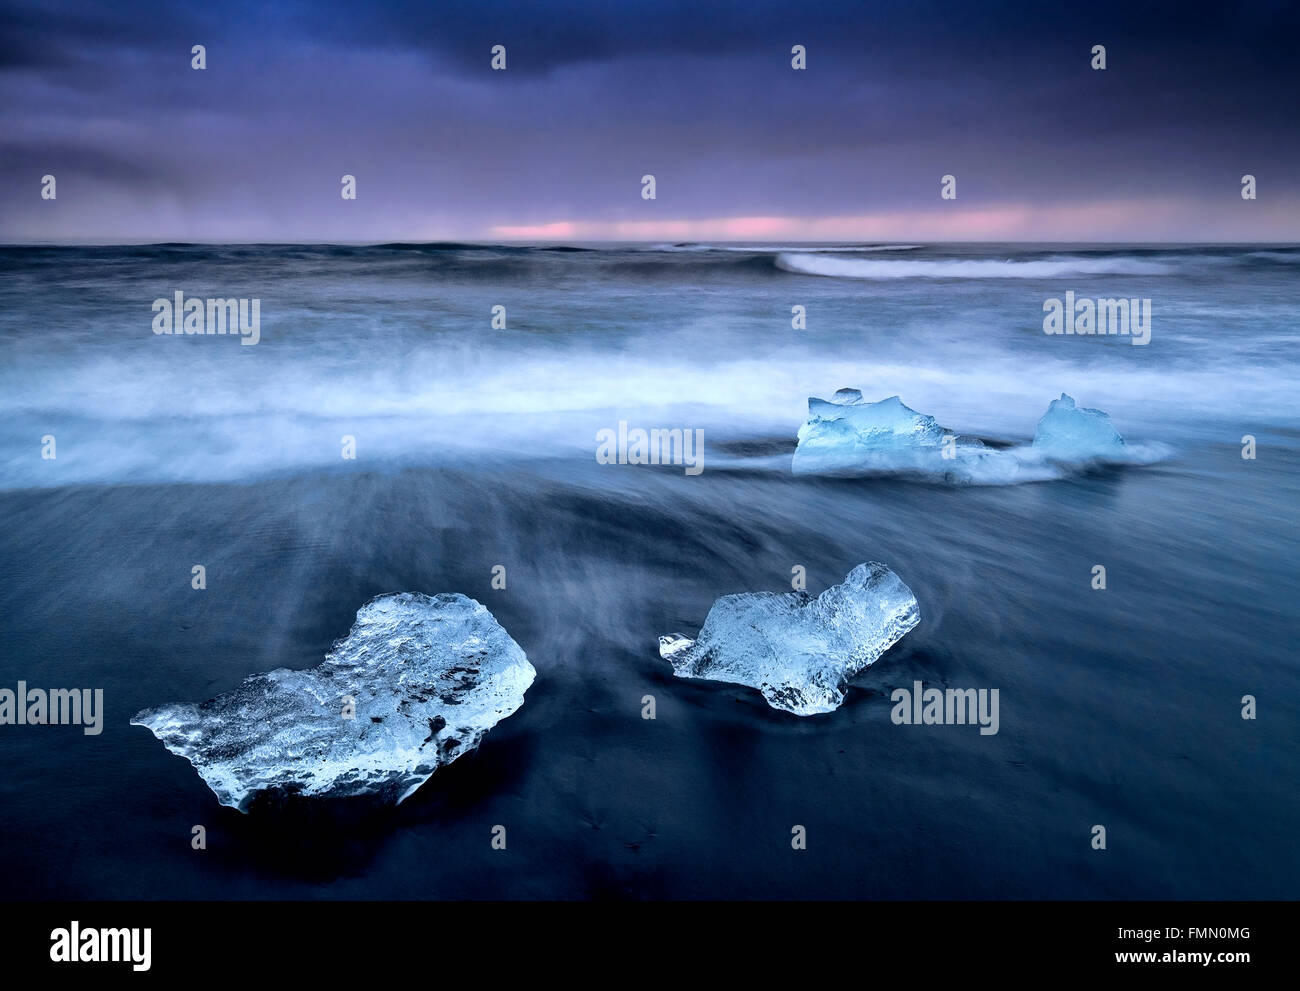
[132,592,536,811]
[659,562,920,715]
[1032,393,1126,457]
[792,390,1157,483]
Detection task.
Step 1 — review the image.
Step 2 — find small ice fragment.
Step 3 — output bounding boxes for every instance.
[792,393,994,479]
[132,592,536,811]
[659,562,920,715]
[1031,393,1126,457]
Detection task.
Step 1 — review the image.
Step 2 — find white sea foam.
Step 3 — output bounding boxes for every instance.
[1,246,1293,490]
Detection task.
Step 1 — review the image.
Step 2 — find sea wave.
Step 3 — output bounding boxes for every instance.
[654,243,924,253]
[774,253,1175,279]
[1245,249,1300,263]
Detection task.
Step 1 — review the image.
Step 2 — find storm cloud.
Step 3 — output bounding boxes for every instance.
[1,0,1296,241]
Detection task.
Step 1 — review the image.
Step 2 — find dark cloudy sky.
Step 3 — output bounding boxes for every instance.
[2,0,1297,241]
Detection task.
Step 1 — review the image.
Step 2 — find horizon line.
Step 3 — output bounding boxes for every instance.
[4,239,1299,248]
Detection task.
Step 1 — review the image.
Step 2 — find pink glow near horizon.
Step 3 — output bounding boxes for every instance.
[489,198,1299,242]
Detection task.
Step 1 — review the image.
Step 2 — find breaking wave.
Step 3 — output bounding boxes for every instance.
[774,253,1175,279]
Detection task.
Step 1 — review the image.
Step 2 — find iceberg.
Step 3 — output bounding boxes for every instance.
[792,389,1158,483]
[791,392,1009,481]
[659,562,919,716]
[132,592,536,812]
[1032,393,1126,457]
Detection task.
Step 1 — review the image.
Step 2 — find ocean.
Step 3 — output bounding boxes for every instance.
[0,242,1296,898]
